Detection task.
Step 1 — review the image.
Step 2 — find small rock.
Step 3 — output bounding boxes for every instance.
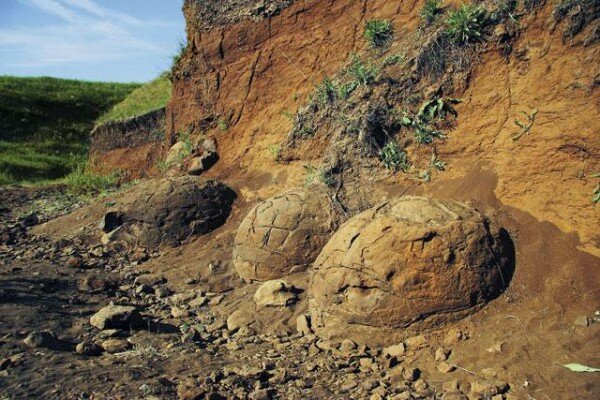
[437,361,456,373]
[443,329,465,345]
[435,347,451,361]
[95,329,126,339]
[101,227,124,245]
[296,314,312,335]
[76,341,102,356]
[101,339,131,353]
[294,379,309,389]
[90,304,144,330]
[209,294,225,306]
[441,393,467,400]
[23,331,58,349]
[575,316,590,327]
[339,338,358,354]
[254,280,298,307]
[66,255,84,268]
[189,295,208,308]
[404,367,420,382]
[470,381,509,396]
[155,286,172,298]
[227,309,255,332]
[405,335,428,349]
[171,307,189,318]
[340,378,358,392]
[383,343,406,358]
[187,152,218,176]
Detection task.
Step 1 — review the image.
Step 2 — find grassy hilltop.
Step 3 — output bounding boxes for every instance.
[0,76,140,185]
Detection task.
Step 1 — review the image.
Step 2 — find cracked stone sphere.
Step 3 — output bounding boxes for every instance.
[106,177,235,248]
[308,196,512,346]
[233,184,343,282]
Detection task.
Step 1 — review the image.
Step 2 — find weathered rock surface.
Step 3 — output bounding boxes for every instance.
[309,196,512,346]
[90,304,144,330]
[253,280,298,307]
[102,177,235,248]
[233,184,342,282]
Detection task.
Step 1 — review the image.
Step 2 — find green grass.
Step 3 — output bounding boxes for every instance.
[445,4,489,44]
[379,140,410,172]
[61,165,121,194]
[0,75,140,185]
[421,0,444,26]
[0,140,84,185]
[96,74,172,125]
[364,19,394,48]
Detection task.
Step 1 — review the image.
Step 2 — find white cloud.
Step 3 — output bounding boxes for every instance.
[27,0,79,22]
[1,0,174,69]
[59,0,143,26]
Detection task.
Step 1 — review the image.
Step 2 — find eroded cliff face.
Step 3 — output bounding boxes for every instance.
[168,0,421,150]
[168,0,599,256]
[89,109,166,179]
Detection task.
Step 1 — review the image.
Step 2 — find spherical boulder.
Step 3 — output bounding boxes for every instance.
[308,196,512,346]
[102,177,235,248]
[233,184,342,282]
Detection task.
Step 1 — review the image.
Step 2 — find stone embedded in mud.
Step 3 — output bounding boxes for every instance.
[308,196,512,346]
[187,152,218,176]
[99,210,123,233]
[101,339,131,354]
[254,279,298,307]
[111,177,235,248]
[76,341,102,356]
[227,309,255,331]
[233,184,342,282]
[23,331,59,349]
[90,304,144,330]
[296,314,313,335]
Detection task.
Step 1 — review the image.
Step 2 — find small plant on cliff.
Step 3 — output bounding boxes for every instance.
[511,108,538,140]
[430,151,447,171]
[420,0,444,26]
[591,173,600,203]
[171,41,187,72]
[445,4,490,44]
[179,133,194,158]
[315,76,340,104]
[364,19,394,48]
[304,164,335,186]
[347,55,379,86]
[401,113,445,145]
[268,144,281,160]
[157,160,170,173]
[383,53,405,67]
[417,97,462,122]
[217,119,229,131]
[379,140,410,172]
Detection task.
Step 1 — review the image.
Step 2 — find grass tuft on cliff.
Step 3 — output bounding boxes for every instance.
[0,76,139,186]
[96,74,172,125]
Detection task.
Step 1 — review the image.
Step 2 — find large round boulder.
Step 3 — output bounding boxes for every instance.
[103,177,235,248]
[308,196,512,346]
[233,184,342,282]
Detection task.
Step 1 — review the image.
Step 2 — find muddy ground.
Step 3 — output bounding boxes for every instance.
[0,171,598,400]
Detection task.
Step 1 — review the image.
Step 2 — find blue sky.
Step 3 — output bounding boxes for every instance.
[0,0,186,82]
